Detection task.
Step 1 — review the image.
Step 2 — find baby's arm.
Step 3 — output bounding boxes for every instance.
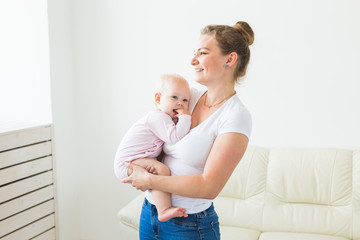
[147,112,191,145]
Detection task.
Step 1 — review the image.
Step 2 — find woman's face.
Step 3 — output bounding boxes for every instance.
[191,34,228,86]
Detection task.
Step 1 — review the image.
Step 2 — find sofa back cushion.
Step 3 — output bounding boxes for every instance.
[263,148,353,237]
[215,147,360,240]
[216,147,269,230]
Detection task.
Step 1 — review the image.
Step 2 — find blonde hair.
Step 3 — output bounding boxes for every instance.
[156,73,189,93]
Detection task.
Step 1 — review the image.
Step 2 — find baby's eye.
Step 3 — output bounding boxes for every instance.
[183,99,188,102]
[172,96,178,100]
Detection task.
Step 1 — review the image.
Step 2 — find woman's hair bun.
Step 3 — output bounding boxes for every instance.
[233,21,254,46]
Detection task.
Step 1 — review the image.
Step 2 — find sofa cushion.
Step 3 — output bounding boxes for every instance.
[220,226,260,240]
[353,150,360,240]
[266,149,352,205]
[216,147,268,230]
[117,193,143,230]
[214,195,264,230]
[259,232,350,240]
[263,148,354,238]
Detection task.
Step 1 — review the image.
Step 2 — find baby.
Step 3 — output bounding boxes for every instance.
[114,73,191,222]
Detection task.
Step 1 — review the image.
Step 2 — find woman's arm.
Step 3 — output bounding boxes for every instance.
[122,132,248,199]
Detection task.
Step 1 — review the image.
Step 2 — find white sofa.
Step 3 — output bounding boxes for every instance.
[118,146,360,240]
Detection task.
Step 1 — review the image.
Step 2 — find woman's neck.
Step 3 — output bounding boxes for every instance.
[204,83,236,107]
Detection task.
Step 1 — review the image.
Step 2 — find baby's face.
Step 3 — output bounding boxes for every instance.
[157,80,190,119]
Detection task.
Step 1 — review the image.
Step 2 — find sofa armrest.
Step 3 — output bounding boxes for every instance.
[117,193,144,230]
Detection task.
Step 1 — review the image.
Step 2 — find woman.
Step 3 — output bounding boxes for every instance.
[122,21,254,239]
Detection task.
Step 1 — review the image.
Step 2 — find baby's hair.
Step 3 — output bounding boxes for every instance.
[156,73,189,93]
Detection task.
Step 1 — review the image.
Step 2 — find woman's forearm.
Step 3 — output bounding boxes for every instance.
[149,133,248,199]
[149,173,219,199]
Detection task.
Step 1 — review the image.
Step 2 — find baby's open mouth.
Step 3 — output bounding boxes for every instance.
[173,109,178,115]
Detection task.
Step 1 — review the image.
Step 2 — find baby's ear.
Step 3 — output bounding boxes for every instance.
[154,92,161,104]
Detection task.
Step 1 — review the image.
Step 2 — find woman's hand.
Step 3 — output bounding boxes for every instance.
[121,163,151,191]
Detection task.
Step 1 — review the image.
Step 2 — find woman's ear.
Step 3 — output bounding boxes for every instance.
[154,92,161,104]
[226,52,238,67]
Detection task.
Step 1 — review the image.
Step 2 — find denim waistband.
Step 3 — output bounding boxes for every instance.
[144,198,215,218]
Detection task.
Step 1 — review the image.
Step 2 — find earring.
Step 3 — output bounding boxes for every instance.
[225,64,229,68]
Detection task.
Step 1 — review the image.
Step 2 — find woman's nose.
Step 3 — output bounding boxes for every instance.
[190,55,198,66]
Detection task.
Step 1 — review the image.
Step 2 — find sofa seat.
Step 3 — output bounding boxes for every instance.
[220,226,261,240]
[259,232,350,240]
[117,146,360,240]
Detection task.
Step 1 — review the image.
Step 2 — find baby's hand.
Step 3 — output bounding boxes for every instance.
[175,108,190,116]
[145,166,158,175]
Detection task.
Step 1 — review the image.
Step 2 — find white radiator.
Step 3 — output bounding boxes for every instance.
[0,124,56,240]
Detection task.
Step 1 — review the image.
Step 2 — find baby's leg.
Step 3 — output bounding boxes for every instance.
[131,158,188,222]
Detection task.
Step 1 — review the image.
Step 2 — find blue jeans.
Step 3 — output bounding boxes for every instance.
[139,198,220,240]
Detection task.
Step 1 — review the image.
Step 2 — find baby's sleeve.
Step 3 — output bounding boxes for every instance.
[147,112,191,144]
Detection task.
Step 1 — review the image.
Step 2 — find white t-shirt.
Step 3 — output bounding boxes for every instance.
[145,88,252,213]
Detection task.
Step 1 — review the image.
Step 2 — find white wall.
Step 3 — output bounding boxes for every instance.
[48,0,360,239]
[0,0,52,124]
[245,0,360,149]
[47,1,80,239]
